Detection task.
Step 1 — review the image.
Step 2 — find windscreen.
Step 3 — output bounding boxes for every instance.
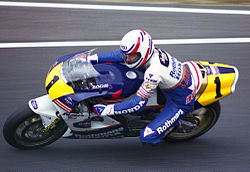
[61,50,100,90]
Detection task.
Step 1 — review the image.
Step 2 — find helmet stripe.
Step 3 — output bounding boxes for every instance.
[149,39,153,55]
[140,29,146,35]
[130,37,140,54]
[137,48,150,68]
[133,58,144,69]
[140,32,144,42]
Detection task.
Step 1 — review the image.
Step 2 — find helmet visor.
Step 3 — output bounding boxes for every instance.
[123,52,141,64]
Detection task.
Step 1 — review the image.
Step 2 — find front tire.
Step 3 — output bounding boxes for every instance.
[165,101,220,142]
[3,104,68,149]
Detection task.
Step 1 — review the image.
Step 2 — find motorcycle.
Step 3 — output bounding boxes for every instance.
[3,50,239,149]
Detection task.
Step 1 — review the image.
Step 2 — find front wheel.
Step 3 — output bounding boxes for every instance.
[165,101,220,142]
[3,104,68,149]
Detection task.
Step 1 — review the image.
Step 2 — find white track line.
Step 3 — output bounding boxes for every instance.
[1,38,250,48]
[0,1,250,15]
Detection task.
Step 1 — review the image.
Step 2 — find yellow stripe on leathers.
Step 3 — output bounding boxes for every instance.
[197,61,236,106]
[45,63,74,101]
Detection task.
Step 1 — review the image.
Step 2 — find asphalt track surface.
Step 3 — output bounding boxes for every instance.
[0,1,249,172]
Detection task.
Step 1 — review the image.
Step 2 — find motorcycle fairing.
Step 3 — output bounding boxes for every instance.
[46,52,144,111]
[28,95,59,128]
[94,63,144,99]
[195,61,239,106]
[46,62,75,101]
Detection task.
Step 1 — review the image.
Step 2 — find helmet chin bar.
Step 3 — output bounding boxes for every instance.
[124,52,141,64]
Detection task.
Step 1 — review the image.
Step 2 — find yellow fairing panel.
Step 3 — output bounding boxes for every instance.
[45,63,74,101]
[198,61,233,68]
[197,61,238,106]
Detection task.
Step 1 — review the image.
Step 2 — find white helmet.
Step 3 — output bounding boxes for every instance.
[120,29,155,69]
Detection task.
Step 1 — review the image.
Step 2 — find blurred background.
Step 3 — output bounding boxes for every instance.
[63,0,250,5]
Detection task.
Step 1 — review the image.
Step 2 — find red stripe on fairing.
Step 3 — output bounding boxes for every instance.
[103,62,112,65]
[112,89,123,99]
[189,61,200,90]
[55,99,71,112]
[130,37,140,54]
[140,30,146,35]
[137,48,150,68]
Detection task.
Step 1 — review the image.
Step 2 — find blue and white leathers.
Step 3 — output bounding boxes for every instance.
[92,48,202,144]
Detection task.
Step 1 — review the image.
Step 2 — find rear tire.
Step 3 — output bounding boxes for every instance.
[3,104,68,149]
[165,101,220,142]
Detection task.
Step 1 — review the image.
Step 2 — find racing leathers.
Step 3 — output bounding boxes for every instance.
[91,48,202,144]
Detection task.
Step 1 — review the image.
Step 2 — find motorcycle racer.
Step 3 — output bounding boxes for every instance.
[90,29,202,144]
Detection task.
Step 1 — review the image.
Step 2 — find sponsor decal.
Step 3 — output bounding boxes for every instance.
[170,56,182,80]
[114,100,146,115]
[63,113,84,120]
[149,73,153,78]
[92,83,109,90]
[145,82,151,89]
[159,51,169,67]
[43,118,60,133]
[205,66,220,75]
[212,66,220,75]
[121,45,127,50]
[186,87,196,104]
[145,74,157,83]
[205,66,213,75]
[179,69,190,89]
[64,97,73,105]
[31,100,38,110]
[143,126,155,138]
[156,109,184,135]
[146,77,157,83]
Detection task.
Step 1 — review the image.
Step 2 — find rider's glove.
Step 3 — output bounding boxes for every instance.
[93,104,114,116]
[87,54,98,64]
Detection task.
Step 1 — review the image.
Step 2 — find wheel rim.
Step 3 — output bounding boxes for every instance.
[167,107,217,140]
[14,115,61,147]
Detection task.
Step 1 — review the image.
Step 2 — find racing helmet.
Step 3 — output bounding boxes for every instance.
[120,29,155,69]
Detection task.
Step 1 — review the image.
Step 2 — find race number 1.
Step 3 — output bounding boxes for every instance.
[214,77,223,99]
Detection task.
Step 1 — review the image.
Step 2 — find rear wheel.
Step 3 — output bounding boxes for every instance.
[165,101,220,142]
[3,104,68,149]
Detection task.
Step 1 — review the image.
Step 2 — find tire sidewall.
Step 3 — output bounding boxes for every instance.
[3,104,67,149]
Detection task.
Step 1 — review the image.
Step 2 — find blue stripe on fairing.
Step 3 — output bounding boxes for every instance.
[218,67,235,74]
[121,44,135,53]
